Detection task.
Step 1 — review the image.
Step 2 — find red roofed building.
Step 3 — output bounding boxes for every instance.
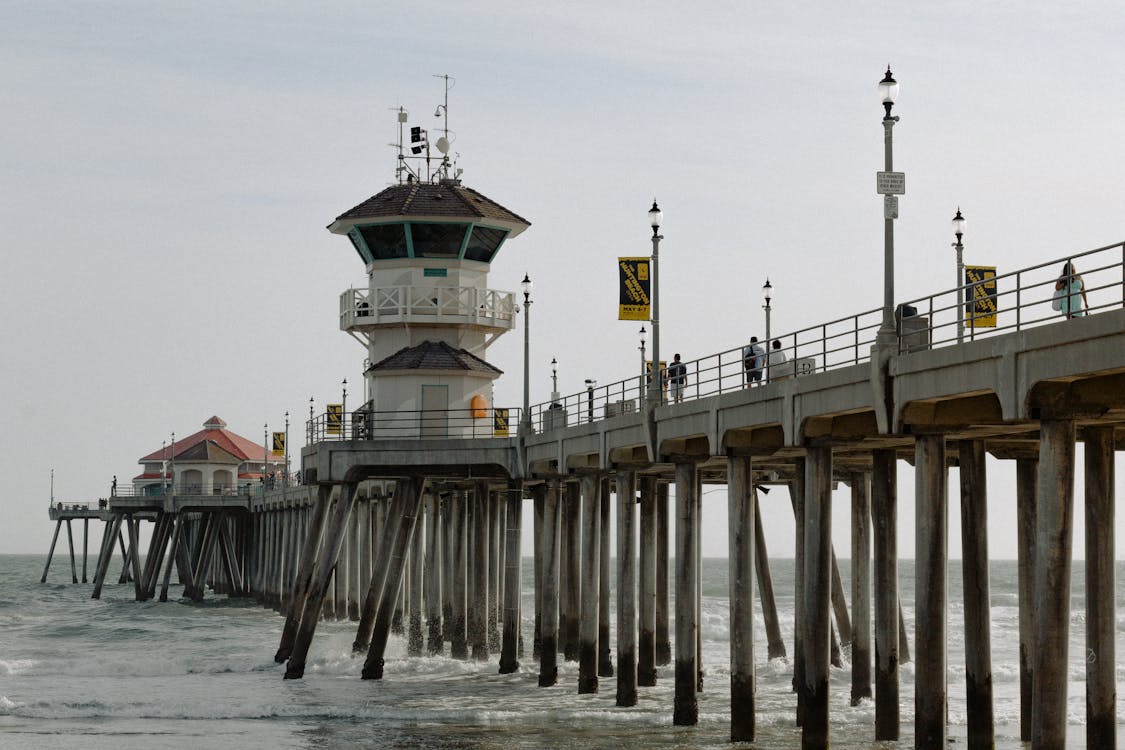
[133,416,286,496]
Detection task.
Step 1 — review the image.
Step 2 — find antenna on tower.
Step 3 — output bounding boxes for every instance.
[391,106,414,185]
[433,73,456,181]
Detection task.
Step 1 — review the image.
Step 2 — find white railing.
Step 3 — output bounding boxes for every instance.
[340,286,517,329]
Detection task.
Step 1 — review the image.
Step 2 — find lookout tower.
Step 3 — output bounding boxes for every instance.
[328,94,530,438]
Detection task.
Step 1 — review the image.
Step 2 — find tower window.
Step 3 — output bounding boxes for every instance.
[359,224,409,260]
[464,226,507,263]
[410,223,468,258]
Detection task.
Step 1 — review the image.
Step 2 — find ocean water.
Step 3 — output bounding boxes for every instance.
[4,554,1123,749]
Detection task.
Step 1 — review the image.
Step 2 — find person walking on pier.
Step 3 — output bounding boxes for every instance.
[666,354,687,403]
[743,336,765,386]
[766,340,787,381]
[1052,261,1088,318]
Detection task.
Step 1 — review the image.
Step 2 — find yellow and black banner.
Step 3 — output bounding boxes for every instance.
[493,408,510,437]
[326,403,343,435]
[645,360,668,392]
[271,431,286,456]
[618,257,651,321]
[964,265,997,328]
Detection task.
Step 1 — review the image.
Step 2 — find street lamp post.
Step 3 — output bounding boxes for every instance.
[284,411,290,485]
[550,357,559,404]
[762,278,773,382]
[638,325,647,400]
[647,201,663,405]
[520,274,533,434]
[585,379,597,423]
[952,208,966,343]
[342,378,348,439]
[876,66,900,346]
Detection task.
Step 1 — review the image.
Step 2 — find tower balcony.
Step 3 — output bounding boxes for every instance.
[340,285,517,333]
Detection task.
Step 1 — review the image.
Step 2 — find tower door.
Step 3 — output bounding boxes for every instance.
[420,385,449,437]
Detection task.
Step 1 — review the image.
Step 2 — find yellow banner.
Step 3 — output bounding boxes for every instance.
[964,265,997,328]
[618,257,651,321]
[645,360,668,392]
[271,431,285,457]
[493,408,510,437]
[326,404,343,435]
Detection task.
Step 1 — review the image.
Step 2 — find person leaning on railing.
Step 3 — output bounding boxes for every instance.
[1052,261,1088,319]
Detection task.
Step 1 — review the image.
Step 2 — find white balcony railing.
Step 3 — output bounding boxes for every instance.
[340,286,517,331]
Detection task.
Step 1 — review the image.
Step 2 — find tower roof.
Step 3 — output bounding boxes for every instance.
[367,340,503,377]
[328,182,530,237]
[138,417,277,464]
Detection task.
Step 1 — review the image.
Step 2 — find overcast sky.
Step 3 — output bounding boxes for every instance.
[3,1,1123,559]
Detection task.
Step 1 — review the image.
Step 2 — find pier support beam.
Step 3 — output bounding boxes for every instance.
[871,448,899,741]
[803,446,832,750]
[538,480,560,687]
[655,482,672,665]
[424,491,443,656]
[638,475,658,686]
[915,434,948,750]
[499,481,523,674]
[957,439,993,749]
[41,520,62,583]
[850,471,872,705]
[1015,456,1037,742]
[407,498,425,656]
[1084,426,1115,750]
[276,485,330,663]
[577,472,602,694]
[598,477,614,678]
[672,460,699,726]
[1032,419,1076,749]
[561,480,580,662]
[449,490,469,659]
[789,460,806,727]
[284,482,357,679]
[469,481,490,661]
[728,455,755,742]
[615,469,638,707]
[754,499,786,660]
[362,475,426,679]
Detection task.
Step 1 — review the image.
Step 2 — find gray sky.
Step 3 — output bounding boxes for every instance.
[3,1,1123,558]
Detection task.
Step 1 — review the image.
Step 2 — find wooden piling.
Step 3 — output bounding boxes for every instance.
[850,471,872,705]
[577,472,601,694]
[871,448,899,741]
[362,476,426,679]
[957,439,993,748]
[673,460,699,726]
[499,481,523,674]
[615,470,638,707]
[538,479,560,687]
[1031,419,1075,748]
[1084,426,1115,750]
[638,475,658,686]
[915,434,947,750]
[728,455,755,742]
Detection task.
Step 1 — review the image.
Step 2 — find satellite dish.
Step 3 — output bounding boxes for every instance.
[436,136,450,154]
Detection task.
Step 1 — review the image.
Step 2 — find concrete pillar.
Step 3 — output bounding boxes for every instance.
[407,500,425,656]
[423,491,443,655]
[449,490,469,659]
[673,460,699,726]
[789,459,806,726]
[469,481,490,660]
[499,481,523,674]
[362,476,426,679]
[728,455,755,742]
[354,488,410,654]
[441,493,453,644]
[1032,419,1076,749]
[532,485,544,660]
[598,476,614,678]
[562,480,581,662]
[539,479,560,688]
[615,469,638,707]
[655,481,672,665]
[915,434,947,750]
[871,448,899,740]
[754,499,786,660]
[284,482,357,679]
[578,473,601,694]
[1084,426,1115,750]
[850,471,872,705]
[803,446,832,749]
[638,475,658,686]
[488,490,502,652]
[1015,456,1037,742]
[957,439,993,748]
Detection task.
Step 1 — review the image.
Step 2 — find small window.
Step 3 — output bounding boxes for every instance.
[348,230,373,263]
[410,223,468,258]
[464,226,507,263]
[359,224,409,260]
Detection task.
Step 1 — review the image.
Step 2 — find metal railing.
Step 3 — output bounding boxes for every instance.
[109,481,295,497]
[340,285,517,329]
[308,406,520,442]
[899,241,1124,350]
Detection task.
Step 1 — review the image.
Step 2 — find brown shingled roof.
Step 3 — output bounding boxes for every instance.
[368,341,503,377]
[333,182,530,228]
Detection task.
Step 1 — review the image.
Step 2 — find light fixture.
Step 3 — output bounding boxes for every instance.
[521,273,533,302]
[648,200,662,233]
[551,357,558,376]
[762,278,773,306]
[639,325,647,346]
[879,66,899,118]
[952,208,965,241]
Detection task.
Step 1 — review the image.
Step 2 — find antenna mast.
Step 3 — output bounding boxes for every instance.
[433,73,455,180]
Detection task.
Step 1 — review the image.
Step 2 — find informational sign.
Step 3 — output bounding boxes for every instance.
[964,265,997,328]
[271,431,286,457]
[618,257,651,321]
[645,360,668,392]
[326,404,343,435]
[493,408,510,437]
[883,195,899,220]
[876,171,906,195]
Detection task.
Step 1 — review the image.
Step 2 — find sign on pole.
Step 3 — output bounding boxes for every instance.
[326,404,343,435]
[964,265,998,327]
[876,171,906,195]
[493,408,510,437]
[883,195,899,220]
[618,257,651,321]
[271,431,285,457]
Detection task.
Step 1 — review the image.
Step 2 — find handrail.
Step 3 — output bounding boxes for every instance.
[308,406,521,442]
